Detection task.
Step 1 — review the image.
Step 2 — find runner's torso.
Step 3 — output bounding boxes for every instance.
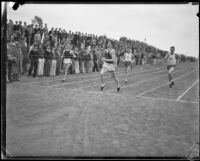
[166,52,176,65]
[104,49,114,64]
[63,50,73,59]
[124,52,133,62]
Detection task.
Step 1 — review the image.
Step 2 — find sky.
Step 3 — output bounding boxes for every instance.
[5,2,199,58]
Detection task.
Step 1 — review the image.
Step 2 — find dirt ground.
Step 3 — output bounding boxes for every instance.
[5,62,199,158]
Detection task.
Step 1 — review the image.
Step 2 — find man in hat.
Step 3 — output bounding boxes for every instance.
[100,40,120,92]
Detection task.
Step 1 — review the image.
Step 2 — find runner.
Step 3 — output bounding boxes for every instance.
[123,47,134,83]
[62,44,75,82]
[100,41,120,92]
[164,46,177,88]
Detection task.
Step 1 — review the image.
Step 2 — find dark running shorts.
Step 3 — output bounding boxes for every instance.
[124,61,131,67]
[167,65,175,70]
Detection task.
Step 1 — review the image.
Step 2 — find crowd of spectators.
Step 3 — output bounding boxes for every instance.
[6,19,165,82]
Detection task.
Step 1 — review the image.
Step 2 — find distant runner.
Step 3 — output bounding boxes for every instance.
[123,47,134,83]
[164,46,177,88]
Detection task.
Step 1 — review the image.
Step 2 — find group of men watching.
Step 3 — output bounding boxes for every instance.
[6,19,159,82]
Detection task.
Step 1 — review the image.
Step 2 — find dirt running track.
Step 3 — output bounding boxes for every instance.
[5,62,199,158]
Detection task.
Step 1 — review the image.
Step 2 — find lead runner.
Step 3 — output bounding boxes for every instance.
[100,40,120,92]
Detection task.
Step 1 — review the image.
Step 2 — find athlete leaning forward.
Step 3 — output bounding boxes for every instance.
[100,40,120,92]
[123,47,134,83]
[164,46,177,88]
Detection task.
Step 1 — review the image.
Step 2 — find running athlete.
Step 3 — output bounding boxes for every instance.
[62,44,76,82]
[100,41,120,92]
[164,46,177,88]
[123,48,134,83]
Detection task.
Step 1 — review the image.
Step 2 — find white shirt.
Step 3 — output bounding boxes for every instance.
[165,52,176,65]
[123,52,133,62]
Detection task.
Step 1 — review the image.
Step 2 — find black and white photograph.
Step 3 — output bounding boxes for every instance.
[1,2,199,159]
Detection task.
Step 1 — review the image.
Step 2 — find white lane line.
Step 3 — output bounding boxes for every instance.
[76,69,167,90]
[50,68,163,87]
[136,70,196,97]
[27,67,144,85]
[176,79,199,101]
[14,62,185,85]
[21,67,143,85]
[19,62,186,85]
[11,78,199,104]
[105,68,187,93]
[137,95,199,104]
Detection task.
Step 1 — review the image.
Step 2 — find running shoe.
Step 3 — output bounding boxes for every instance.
[100,85,104,91]
[171,81,174,86]
[117,87,120,92]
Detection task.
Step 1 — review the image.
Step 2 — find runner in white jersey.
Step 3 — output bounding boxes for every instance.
[164,46,177,88]
[123,48,134,83]
[100,41,120,92]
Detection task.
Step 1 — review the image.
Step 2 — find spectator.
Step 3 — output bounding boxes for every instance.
[44,45,52,76]
[89,46,94,72]
[49,47,57,76]
[37,44,45,76]
[20,38,28,74]
[69,44,75,74]
[84,46,91,73]
[79,45,85,74]
[7,36,20,81]
[55,47,62,75]
[7,19,14,41]
[43,23,48,35]
[34,30,41,46]
[18,21,23,34]
[13,21,19,32]
[92,46,99,72]
[74,47,80,74]
[28,44,39,77]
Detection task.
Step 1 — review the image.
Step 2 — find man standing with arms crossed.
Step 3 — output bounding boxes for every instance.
[164,46,177,88]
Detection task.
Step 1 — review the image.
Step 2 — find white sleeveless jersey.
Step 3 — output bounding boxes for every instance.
[124,52,133,62]
[165,52,176,65]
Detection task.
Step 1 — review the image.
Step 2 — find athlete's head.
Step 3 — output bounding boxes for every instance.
[170,46,175,54]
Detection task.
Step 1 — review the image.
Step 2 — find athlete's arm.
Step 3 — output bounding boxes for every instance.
[164,52,169,61]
